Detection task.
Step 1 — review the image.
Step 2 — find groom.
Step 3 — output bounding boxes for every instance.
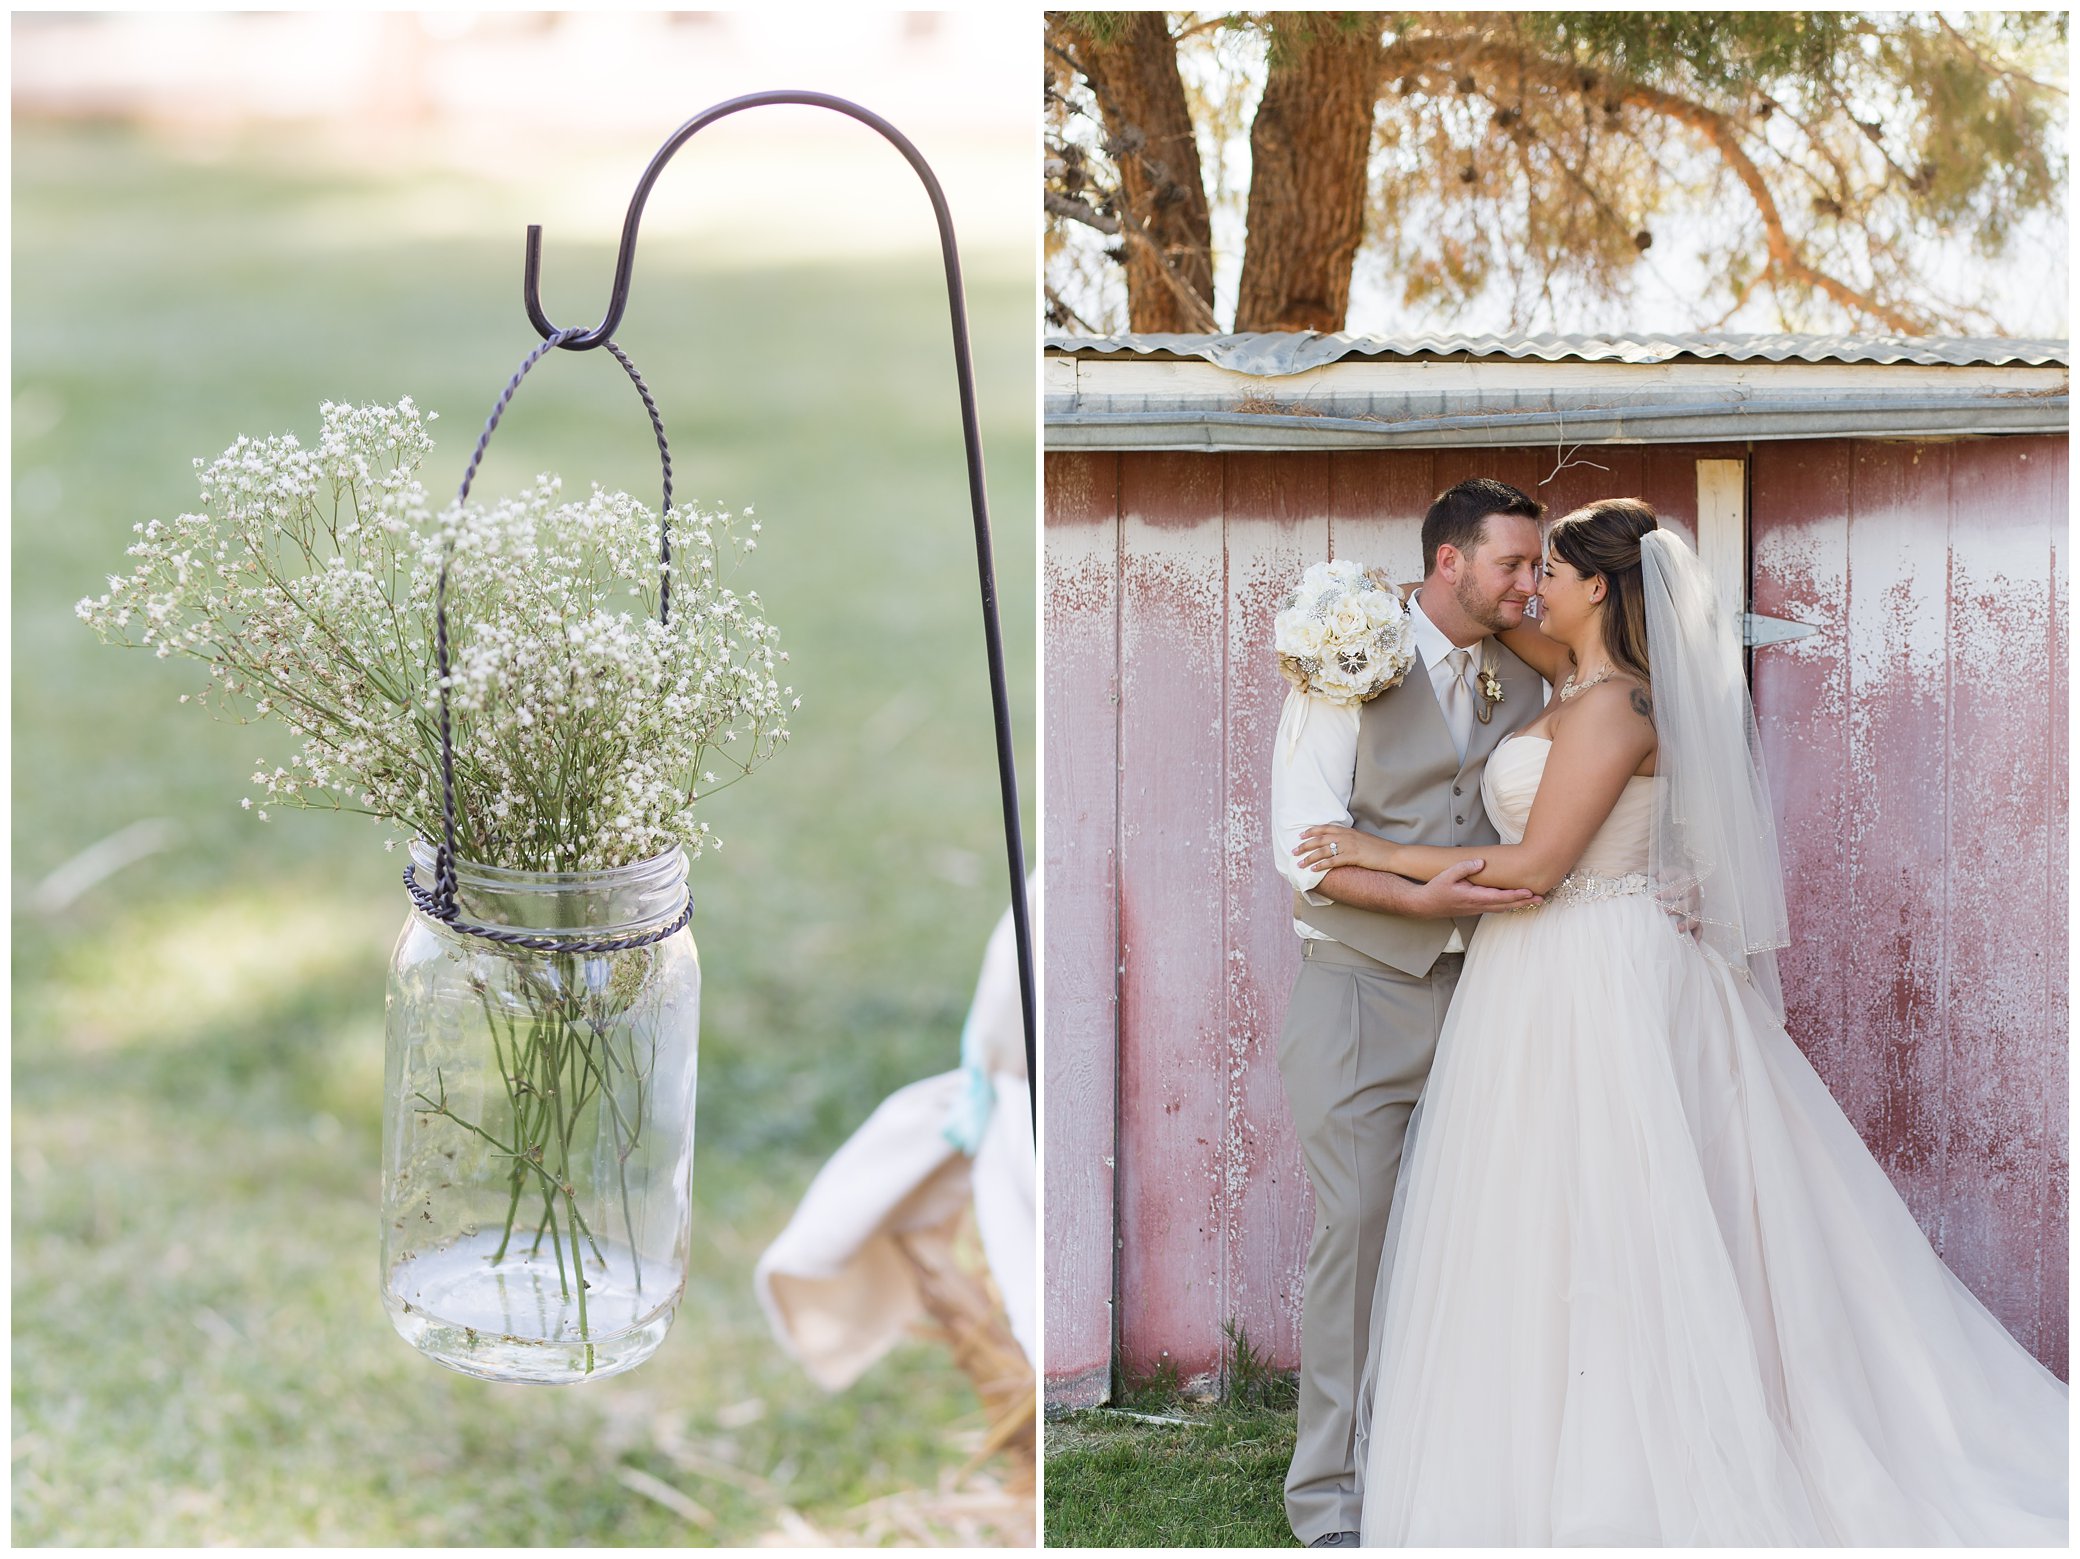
[1270,477,1549,1547]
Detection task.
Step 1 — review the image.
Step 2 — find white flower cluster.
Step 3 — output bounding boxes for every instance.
[1272,558,1415,705]
[77,400,793,872]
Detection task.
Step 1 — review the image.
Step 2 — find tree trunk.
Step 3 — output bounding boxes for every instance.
[1059,12,1217,333]
[1235,13,1387,333]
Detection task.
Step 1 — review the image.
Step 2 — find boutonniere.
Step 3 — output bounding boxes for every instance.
[1474,651,1504,723]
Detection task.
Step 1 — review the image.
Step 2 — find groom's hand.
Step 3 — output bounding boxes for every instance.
[1417,858,1541,917]
[1314,858,1539,916]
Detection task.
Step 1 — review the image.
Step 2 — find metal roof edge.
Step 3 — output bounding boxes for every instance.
[1043,331,2072,371]
[1043,395,2070,452]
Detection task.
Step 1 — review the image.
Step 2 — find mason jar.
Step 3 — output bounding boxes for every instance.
[383,841,701,1383]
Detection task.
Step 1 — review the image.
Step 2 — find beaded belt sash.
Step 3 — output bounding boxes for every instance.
[1545,869,1650,907]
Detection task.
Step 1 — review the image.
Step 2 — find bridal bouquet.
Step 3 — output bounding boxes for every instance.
[76,398,793,867]
[1273,558,1414,705]
[79,399,793,1381]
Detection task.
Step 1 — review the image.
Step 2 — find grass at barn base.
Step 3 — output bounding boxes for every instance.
[1044,1324,1300,1548]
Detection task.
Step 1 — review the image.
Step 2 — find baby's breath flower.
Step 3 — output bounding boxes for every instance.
[79,400,793,872]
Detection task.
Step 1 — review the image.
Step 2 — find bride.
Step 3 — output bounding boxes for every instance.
[1294,499,2068,1546]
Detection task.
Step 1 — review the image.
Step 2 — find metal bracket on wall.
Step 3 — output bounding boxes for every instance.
[1744,611,1821,648]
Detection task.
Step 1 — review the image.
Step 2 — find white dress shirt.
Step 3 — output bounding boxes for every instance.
[1268,590,1488,948]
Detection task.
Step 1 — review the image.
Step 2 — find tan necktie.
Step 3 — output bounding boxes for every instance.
[1443,647,1475,761]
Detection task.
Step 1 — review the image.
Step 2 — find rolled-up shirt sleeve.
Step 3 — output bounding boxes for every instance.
[1269,689,1361,904]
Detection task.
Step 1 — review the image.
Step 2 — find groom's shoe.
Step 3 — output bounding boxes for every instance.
[1307,1534,1360,1548]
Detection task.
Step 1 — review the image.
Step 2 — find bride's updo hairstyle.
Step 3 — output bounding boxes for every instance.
[1547,497,1660,682]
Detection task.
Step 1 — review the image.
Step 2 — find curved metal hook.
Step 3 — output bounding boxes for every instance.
[526,89,954,350]
[524,91,1036,1116]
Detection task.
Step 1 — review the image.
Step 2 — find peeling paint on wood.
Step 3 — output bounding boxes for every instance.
[1117,454,1229,1388]
[1221,452,1326,1373]
[1045,438,2069,1398]
[1846,445,1951,1228]
[1934,437,2065,1356]
[1041,451,1118,1411]
[1754,435,2062,1377]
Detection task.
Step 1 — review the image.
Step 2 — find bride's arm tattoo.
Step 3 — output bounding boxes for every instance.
[1631,687,1653,721]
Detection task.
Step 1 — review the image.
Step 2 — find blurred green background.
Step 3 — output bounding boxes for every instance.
[12,97,1034,1546]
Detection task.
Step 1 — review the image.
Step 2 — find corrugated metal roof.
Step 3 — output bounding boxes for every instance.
[1047,397,2068,452]
[1046,331,2071,373]
[1045,330,2069,450]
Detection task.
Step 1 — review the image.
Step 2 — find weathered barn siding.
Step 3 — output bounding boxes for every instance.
[1041,451,1119,1409]
[1750,435,2069,1369]
[1043,439,2069,1405]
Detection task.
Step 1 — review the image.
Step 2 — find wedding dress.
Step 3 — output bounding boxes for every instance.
[1354,733,2069,1545]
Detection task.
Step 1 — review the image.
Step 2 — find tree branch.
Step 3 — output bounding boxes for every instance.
[1045,189,1120,235]
[1041,177,1222,332]
[1752,94,1858,208]
[1386,31,1932,332]
[1107,199,1222,333]
[1820,76,1922,193]
[1936,14,2068,99]
[1045,281,1102,335]
[1045,26,1221,332]
[1170,12,1253,47]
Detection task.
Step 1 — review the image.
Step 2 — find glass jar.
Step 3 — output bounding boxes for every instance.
[383,841,700,1383]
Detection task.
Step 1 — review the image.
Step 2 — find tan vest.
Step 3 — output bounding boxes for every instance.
[1294,639,1546,975]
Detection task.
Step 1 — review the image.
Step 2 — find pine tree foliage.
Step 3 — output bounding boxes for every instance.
[1045,11,2068,335]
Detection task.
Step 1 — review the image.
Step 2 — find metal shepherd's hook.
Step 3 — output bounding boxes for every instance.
[520,90,1036,1129]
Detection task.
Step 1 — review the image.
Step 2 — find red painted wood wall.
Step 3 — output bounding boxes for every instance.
[1042,438,2069,1406]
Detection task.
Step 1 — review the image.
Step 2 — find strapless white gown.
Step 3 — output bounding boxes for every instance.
[1355,735,2068,1546]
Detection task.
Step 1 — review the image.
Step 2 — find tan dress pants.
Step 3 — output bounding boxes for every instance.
[1277,937,1462,1544]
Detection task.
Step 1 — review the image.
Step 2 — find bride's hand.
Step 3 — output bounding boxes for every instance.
[1295,824,1393,873]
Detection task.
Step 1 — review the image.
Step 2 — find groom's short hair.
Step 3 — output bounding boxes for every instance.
[1422,478,1544,574]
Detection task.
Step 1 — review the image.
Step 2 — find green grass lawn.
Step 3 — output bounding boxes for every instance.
[1044,1404,1300,1548]
[13,120,1035,1546]
[1044,1331,1301,1547]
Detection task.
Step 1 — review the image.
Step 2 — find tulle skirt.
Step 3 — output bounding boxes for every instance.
[1355,891,2069,1547]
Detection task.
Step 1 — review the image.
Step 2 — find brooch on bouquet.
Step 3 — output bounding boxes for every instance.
[1273,559,1416,706]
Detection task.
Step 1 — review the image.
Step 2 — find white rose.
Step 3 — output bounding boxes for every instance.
[1360,589,1401,627]
[1275,608,1323,659]
[1321,559,1361,588]
[1327,598,1370,640]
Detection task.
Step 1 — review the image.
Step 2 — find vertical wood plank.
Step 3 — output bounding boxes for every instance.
[1941,434,2064,1364]
[1116,451,1229,1386]
[1750,442,1855,1099]
[1695,458,1748,633]
[1844,443,1951,1233]
[1221,452,1329,1373]
[1637,442,1722,549]
[1432,447,1547,526]
[1040,451,1120,1407]
[1537,442,1646,523]
[1328,449,1431,580]
[2043,440,2070,1375]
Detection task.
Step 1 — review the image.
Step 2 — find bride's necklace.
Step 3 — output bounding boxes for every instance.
[1558,664,1618,702]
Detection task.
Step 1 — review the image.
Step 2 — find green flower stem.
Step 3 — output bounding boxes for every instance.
[479,990,532,1264]
[540,1007,589,1348]
[591,1027,646,1296]
[415,956,652,1353]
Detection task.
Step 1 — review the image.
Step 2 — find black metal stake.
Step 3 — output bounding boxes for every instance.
[518,91,1036,1127]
